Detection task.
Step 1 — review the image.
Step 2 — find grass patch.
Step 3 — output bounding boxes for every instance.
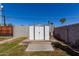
[4,45,27,56]
[0,36,12,41]
[0,37,27,55]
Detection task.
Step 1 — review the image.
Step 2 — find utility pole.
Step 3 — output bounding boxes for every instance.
[3,15,6,26]
[0,4,3,25]
[1,4,6,26]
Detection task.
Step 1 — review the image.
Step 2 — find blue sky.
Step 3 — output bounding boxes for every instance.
[2,3,79,26]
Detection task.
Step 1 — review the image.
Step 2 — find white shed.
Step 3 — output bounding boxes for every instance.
[29,25,51,41]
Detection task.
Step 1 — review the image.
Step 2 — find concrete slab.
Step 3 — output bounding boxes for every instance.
[25,42,54,51]
[19,39,29,45]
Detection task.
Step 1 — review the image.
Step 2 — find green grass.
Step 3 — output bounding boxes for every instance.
[0,37,27,55]
[0,37,69,56]
[0,36,12,41]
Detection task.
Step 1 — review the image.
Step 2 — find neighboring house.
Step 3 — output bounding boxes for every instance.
[54,23,79,48]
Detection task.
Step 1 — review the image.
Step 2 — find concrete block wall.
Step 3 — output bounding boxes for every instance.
[54,26,68,42]
[13,26,29,38]
[68,24,79,45]
[54,23,79,47]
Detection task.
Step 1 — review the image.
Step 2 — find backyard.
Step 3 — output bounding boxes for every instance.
[0,37,69,56]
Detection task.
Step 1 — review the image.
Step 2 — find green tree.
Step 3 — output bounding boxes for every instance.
[48,20,53,25]
[48,20,50,25]
[8,23,13,26]
[0,24,1,26]
[59,18,66,24]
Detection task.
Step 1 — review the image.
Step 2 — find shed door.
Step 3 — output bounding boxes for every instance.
[35,26,44,40]
[29,26,49,40]
[39,26,44,40]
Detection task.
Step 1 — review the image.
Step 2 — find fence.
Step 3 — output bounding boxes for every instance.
[13,26,29,38]
[54,23,79,48]
[0,26,13,36]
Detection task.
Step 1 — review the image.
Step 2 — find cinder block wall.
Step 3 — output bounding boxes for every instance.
[54,26,67,42]
[54,23,79,47]
[13,26,29,38]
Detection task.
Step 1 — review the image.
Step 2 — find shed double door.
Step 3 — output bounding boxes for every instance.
[35,26,44,40]
[29,26,49,40]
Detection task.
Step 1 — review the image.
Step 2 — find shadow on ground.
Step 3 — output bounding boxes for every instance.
[52,42,79,56]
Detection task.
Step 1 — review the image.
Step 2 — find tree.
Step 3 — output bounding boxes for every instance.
[48,20,50,25]
[50,22,53,25]
[48,20,54,25]
[0,24,1,26]
[59,18,66,24]
[8,23,13,26]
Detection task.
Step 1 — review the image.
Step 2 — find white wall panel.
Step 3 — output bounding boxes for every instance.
[29,26,34,40]
[45,26,49,40]
[35,26,40,40]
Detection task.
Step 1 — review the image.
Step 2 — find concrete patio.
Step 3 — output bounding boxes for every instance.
[25,42,54,51]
